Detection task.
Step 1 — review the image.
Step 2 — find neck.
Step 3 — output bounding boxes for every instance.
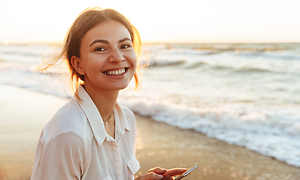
[83,83,119,121]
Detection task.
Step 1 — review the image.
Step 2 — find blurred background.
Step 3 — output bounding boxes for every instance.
[0,0,300,179]
[1,0,300,43]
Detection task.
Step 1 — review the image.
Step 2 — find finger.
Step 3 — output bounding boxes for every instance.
[147,172,164,180]
[148,167,167,175]
[136,172,163,180]
[166,168,188,176]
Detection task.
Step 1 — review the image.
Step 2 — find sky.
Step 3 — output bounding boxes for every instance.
[0,0,300,44]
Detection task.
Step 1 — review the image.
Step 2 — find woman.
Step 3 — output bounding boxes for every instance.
[31,7,186,180]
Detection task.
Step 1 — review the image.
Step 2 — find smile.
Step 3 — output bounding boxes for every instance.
[103,68,128,76]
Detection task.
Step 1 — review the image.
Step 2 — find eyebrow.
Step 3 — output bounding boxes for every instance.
[89,37,132,47]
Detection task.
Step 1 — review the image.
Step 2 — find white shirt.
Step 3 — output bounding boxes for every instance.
[31,86,140,180]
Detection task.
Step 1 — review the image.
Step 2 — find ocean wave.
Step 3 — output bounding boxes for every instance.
[149,43,300,57]
[236,66,271,73]
[235,51,300,60]
[166,49,215,55]
[118,95,300,167]
[140,59,186,67]
[141,58,299,77]
[0,44,54,63]
[119,96,300,137]
[0,51,44,57]
[184,61,297,75]
[185,61,207,69]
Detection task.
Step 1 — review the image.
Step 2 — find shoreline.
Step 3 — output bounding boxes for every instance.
[0,85,299,180]
[135,114,300,180]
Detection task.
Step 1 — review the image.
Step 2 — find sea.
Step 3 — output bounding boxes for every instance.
[0,43,300,167]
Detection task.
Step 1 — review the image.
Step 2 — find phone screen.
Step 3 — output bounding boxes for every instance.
[174,165,197,180]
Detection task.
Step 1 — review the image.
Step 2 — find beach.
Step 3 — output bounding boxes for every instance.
[1,43,300,169]
[0,85,299,180]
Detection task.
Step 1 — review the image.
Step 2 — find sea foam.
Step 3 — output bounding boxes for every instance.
[118,95,300,167]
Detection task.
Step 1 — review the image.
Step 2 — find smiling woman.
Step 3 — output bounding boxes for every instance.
[31,7,187,180]
[70,20,138,95]
[38,7,142,97]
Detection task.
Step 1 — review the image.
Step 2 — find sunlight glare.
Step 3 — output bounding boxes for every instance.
[0,0,299,43]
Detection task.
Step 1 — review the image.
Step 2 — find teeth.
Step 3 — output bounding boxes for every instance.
[106,68,126,75]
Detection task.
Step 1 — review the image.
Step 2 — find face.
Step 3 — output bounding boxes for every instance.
[72,20,137,92]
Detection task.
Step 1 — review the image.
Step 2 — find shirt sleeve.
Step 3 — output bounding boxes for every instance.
[133,116,138,156]
[31,132,89,180]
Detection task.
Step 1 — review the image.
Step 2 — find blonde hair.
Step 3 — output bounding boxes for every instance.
[38,7,142,98]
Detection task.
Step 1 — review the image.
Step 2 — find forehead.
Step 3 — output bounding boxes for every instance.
[82,20,131,45]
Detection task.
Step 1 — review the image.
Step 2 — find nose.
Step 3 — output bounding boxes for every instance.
[108,48,124,63]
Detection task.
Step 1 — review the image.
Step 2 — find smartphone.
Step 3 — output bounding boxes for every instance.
[174,165,197,180]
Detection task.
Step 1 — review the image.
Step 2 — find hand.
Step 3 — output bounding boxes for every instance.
[135,167,166,180]
[161,168,188,180]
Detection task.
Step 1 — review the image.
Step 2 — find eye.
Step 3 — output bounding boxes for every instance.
[121,44,131,49]
[94,47,106,52]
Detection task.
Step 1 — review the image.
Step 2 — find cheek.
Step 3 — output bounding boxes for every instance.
[132,57,137,68]
[128,53,138,68]
[87,55,106,69]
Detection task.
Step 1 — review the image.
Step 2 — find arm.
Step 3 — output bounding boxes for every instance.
[31,132,88,180]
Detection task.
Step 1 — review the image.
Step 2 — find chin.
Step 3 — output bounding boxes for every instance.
[111,82,131,90]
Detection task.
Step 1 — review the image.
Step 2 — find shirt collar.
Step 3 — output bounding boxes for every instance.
[115,103,131,138]
[76,85,130,146]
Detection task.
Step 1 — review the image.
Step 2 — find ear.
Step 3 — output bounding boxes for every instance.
[71,56,86,75]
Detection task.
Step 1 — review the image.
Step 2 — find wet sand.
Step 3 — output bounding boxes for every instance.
[0,85,299,180]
